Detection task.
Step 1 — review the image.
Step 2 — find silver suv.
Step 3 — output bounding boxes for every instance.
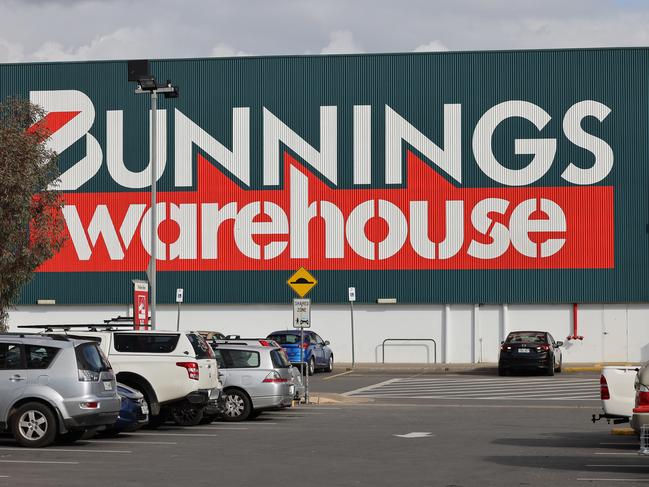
[209,343,294,422]
[0,334,121,447]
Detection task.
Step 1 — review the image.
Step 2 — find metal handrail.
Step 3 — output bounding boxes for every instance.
[381,338,437,364]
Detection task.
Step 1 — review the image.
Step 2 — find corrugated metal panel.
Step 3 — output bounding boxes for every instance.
[1,48,646,304]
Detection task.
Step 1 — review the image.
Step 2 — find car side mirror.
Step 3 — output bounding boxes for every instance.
[324,340,330,346]
[556,341,564,347]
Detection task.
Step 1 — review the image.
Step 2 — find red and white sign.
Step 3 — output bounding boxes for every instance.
[133,280,149,329]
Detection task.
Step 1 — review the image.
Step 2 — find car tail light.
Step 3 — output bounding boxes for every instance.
[600,375,610,400]
[78,369,100,382]
[536,344,551,352]
[634,384,649,413]
[79,401,99,409]
[176,361,199,380]
[263,371,289,383]
[500,344,511,351]
[258,340,271,347]
[301,342,309,349]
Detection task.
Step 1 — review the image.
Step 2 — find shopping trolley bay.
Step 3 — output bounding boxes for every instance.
[2,371,648,487]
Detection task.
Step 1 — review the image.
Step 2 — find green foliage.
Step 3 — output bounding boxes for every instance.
[0,98,66,331]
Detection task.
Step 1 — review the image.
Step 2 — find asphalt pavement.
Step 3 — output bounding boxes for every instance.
[1,370,645,487]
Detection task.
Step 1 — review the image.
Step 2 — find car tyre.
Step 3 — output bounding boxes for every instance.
[325,355,334,373]
[222,389,252,422]
[171,403,204,427]
[498,366,507,377]
[306,357,316,376]
[11,402,57,448]
[556,356,562,373]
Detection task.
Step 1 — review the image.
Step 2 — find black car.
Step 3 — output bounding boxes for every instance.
[498,331,563,376]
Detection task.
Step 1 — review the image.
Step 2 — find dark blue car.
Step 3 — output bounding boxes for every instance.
[267,330,333,375]
[100,383,149,436]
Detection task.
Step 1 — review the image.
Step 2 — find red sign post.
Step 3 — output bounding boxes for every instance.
[132,280,149,330]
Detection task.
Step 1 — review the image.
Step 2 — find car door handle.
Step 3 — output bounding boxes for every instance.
[9,375,26,382]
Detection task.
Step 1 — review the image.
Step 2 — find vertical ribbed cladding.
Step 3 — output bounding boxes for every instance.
[1,49,646,304]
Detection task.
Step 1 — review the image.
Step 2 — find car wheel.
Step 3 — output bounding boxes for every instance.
[222,390,252,422]
[498,366,507,377]
[325,355,334,373]
[58,429,86,444]
[11,402,57,448]
[171,403,204,427]
[306,357,316,376]
[556,356,562,373]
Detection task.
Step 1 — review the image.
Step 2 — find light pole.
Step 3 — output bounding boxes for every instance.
[129,61,179,329]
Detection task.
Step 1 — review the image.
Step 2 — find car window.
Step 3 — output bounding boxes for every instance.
[212,349,226,368]
[75,343,111,372]
[268,333,301,345]
[315,335,324,345]
[217,349,260,368]
[0,343,24,370]
[505,332,546,344]
[547,333,555,345]
[114,333,180,353]
[186,333,213,359]
[271,349,290,368]
[25,345,60,369]
[309,334,317,345]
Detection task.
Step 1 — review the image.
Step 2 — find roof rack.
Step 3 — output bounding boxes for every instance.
[0,332,70,341]
[18,323,138,332]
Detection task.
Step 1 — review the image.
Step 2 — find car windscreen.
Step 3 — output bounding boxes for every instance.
[270,349,291,368]
[186,333,213,359]
[213,349,260,368]
[113,333,180,353]
[506,332,546,344]
[75,343,111,372]
[268,333,303,345]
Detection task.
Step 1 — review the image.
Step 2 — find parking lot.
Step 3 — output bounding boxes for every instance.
[1,370,646,487]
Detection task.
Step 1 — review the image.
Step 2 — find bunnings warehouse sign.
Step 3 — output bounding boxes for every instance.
[3,49,647,304]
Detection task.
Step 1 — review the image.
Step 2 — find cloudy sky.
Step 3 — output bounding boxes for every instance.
[0,0,648,63]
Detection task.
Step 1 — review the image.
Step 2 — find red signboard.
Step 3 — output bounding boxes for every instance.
[132,280,149,329]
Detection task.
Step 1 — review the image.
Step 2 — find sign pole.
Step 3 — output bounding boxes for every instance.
[175,288,184,331]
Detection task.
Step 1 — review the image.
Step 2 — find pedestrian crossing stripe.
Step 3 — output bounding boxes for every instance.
[344,377,600,401]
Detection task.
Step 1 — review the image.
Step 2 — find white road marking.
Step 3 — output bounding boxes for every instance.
[129,432,219,437]
[345,377,599,401]
[322,370,355,380]
[394,432,434,438]
[0,447,130,454]
[90,440,178,445]
[577,479,649,482]
[595,452,639,455]
[0,460,79,465]
[586,465,649,467]
[159,426,248,431]
[599,443,640,446]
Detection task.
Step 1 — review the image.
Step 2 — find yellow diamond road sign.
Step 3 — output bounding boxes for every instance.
[287,267,317,298]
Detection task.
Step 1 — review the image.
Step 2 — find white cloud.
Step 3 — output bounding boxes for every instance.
[210,43,250,58]
[413,40,449,52]
[321,30,363,54]
[0,37,24,63]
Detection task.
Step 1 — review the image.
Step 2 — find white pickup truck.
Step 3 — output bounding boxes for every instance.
[592,365,640,425]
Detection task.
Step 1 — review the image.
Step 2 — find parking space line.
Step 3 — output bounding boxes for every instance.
[600,443,639,446]
[130,432,219,437]
[0,447,131,454]
[594,452,639,455]
[91,440,178,445]
[160,427,249,431]
[577,479,649,482]
[586,465,649,467]
[322,370,355,381]
[0,460,79,465]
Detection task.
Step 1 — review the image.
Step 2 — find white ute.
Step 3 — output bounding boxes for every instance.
[593,365,640,425]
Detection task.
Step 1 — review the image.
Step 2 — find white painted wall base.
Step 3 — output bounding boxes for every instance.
[8,303,649,364]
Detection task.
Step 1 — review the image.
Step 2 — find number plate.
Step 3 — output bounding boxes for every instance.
[103,381,113,390]
[518,348,530,354]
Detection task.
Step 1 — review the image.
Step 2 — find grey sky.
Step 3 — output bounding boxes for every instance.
[1,0,648,63]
